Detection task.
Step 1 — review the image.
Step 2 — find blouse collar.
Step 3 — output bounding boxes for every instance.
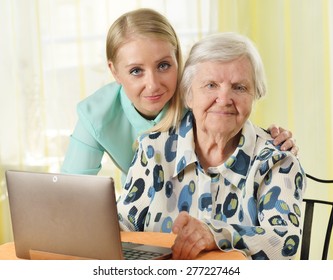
[174,111,257,190]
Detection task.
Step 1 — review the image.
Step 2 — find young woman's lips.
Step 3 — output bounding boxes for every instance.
[145,94,163,101]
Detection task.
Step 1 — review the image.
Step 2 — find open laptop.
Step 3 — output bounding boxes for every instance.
[5,170,172,260]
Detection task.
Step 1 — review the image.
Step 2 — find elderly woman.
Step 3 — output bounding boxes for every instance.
[117,32,306,260]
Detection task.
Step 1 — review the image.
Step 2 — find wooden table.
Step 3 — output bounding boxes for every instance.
[0,232,246,260]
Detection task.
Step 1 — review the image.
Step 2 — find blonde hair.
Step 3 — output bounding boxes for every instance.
[106,8,184,132]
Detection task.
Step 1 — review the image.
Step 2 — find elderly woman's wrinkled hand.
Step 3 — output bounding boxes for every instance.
[171,211,218,260]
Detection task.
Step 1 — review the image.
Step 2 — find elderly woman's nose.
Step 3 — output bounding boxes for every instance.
[215,87,232,103]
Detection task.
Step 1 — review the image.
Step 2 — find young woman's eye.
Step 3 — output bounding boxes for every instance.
[158,62,171,71]
[129,68,142,76]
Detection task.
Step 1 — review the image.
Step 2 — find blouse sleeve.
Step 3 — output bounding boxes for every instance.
[205,154,306,260]
[61,120,104,175]
[116,142,153,232]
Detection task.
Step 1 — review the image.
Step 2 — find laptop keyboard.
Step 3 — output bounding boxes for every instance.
[122,248,163,260]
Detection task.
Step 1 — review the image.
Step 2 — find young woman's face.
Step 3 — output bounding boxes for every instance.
[110,36,178,119]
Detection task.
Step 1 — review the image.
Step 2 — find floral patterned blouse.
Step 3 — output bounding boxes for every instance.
[117,111,306,260]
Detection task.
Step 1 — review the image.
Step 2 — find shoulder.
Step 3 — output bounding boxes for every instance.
[246,122,303,176]
[138,130,173,147]
[244,121,277,151]
[243,121,299,164]
[139,111,194,144]
[76,82,123,127]
[136,127,179,159]
[78,82,122,112]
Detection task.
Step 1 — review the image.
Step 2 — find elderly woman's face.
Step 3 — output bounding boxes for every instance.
[187,56,255,138]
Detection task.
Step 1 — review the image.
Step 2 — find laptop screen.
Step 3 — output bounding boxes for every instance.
[6,170,123,259]
[6,170,172,260]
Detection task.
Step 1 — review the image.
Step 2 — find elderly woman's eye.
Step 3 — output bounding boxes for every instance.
[234,84,247,92]
[206,82,217,89]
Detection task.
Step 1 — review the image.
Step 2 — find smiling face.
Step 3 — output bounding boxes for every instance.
[187,56,255,139]
[109,36,178,119]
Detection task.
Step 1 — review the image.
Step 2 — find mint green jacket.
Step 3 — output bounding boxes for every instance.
[61,82,168,176]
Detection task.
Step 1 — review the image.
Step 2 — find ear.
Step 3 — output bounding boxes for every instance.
[108,60,121,84]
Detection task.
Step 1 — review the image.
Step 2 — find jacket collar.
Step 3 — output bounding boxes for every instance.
[120,86,169,134]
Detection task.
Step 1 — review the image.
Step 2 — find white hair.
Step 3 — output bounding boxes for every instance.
[181,32,267,107]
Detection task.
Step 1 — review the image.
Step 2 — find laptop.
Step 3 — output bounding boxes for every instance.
[5,170,172,260]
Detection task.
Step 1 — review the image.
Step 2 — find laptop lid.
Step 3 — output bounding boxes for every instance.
[5,170,172,260]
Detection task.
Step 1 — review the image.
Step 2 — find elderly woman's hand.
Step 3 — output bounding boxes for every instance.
[268,124,298,156]
[171,211,218,260]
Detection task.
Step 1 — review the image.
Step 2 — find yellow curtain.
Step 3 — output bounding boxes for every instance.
[218,0,333,259]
